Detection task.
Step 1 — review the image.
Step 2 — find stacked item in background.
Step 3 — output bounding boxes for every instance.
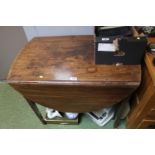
[136,26,155,37]
[86,107,115,127]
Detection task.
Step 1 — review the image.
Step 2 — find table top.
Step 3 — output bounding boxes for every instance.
[7,35,141,86]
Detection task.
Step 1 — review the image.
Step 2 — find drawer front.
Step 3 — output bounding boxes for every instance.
[138,119,155,128]
[146,109,155,120]
[138,109,155,128]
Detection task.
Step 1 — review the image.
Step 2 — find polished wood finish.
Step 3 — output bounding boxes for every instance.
[7,35,141,113]
[127,38,155,128]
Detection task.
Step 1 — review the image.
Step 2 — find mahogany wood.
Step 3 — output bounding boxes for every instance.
[7,35,141,112]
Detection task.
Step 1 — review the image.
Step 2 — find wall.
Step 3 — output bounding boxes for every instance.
[0,26,27,80]
[23,26,94,41]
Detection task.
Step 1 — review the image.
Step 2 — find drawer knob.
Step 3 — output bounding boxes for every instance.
[87,67,97,73]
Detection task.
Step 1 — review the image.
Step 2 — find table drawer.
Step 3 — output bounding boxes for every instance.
[146,109,155,120]
[138,119,155,128]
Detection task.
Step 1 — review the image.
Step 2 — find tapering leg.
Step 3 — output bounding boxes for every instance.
[25,98,47,125]
[114,97,130,128]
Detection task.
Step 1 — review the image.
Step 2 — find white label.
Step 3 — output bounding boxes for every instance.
[98,43,116,52]
[101,38,110,41]
[70,77,77,80]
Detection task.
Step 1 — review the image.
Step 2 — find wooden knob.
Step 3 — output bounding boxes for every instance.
[87,67,97,73]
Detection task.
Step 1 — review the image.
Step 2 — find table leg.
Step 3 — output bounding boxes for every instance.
[25,98,47,125]
[114,97,130,128]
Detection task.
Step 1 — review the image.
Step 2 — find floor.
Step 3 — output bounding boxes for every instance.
[0,82,125,129]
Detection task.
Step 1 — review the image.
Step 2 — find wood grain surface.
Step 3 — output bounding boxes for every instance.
[7,35,141,112]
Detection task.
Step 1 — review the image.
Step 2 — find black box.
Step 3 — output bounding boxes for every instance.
[95,27,147,65]
[95,26,132,37]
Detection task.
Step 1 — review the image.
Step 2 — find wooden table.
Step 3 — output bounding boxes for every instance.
[7,35,141,125]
